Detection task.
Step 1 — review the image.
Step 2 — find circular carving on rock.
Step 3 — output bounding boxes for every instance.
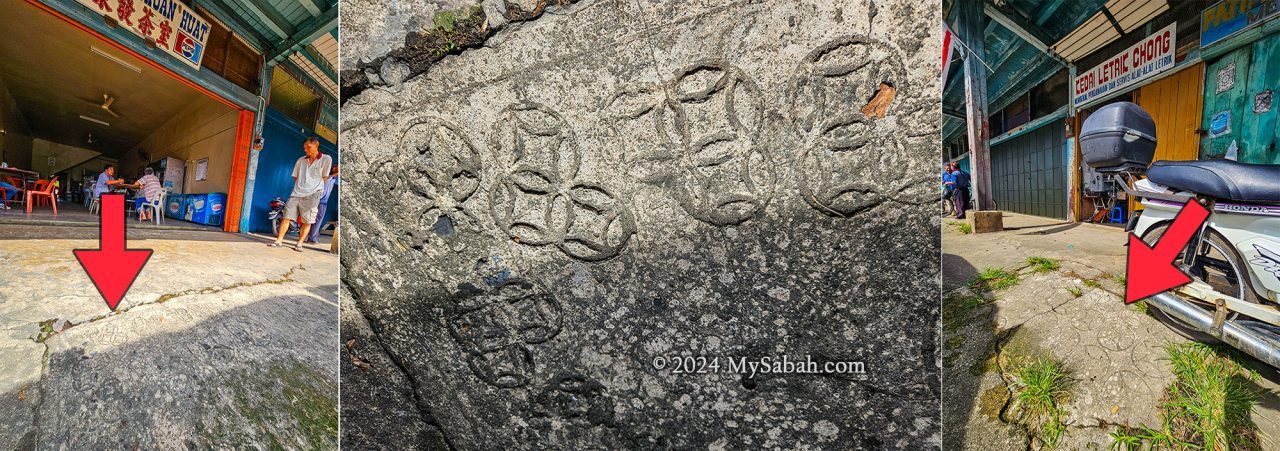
[379,117,487,250]
[489,102,636,261]
[446,279,562,388]
[606,60,776,226]
[789,35,910,218]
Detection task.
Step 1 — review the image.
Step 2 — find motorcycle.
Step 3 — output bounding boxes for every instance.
[1082,102,1280,368]
[268,196,300,236]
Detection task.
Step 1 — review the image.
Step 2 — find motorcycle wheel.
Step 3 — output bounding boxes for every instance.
[1140,224,1263,343]
[272,218,280,236]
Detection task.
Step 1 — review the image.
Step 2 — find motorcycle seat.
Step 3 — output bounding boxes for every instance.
[1146,159,1280,203]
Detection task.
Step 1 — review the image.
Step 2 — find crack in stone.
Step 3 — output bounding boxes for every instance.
[966,261,1129,448]
[344,281,456,451]
[988,327,1038,449]
[31,337,50,449]
[26,265,302,345]
[343,0,584,104]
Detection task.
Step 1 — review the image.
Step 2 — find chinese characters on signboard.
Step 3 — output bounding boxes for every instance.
[76,0,211,69]
[1072,24,1177,107]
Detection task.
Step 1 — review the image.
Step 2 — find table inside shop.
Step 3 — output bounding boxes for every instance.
[0,166,39,206]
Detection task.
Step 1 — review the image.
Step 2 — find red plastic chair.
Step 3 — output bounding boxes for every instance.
[31,180,50,206]
[26,176,57,215]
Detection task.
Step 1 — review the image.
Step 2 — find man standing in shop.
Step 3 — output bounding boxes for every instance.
[941,162,955,216]
[304,164,338,244]
[949,163,971,220]
[270,137,332,252]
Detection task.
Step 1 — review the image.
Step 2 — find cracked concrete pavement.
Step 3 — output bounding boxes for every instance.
[0,224,339,449]
[943,213,1280,450]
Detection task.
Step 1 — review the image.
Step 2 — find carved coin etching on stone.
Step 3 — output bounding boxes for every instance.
[446,278,563,388]
[397,117,484,247]
[606,60,775,226]
[789,35,911,217]
[489,101,636,261]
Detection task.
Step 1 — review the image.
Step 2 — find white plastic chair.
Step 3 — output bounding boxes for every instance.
[138,188,167,225]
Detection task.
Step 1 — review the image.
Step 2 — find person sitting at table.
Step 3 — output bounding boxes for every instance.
[0,178,20,210]
[93,165,127,202]
[135,167,162,221]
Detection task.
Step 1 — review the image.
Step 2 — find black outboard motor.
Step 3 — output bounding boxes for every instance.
[1080,102,1157,174]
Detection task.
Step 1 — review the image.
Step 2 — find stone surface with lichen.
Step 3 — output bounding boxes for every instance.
[340,0,942,448]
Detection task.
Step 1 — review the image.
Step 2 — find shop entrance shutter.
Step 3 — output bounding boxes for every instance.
[989,120,1067,219]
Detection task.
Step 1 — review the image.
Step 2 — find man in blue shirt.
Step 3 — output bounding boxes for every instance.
[305,164,338,244]
[948,164,972,219]
[94,165,126,199]
[941,163,955,216]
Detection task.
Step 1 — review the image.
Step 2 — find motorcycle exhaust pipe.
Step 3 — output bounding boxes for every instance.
[1148,292,1280,368]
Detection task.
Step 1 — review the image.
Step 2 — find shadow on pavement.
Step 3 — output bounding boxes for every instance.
[942,252,1003,450]
[0,294,338,450]
[1017,222,1081,236]
[943,252,979,292]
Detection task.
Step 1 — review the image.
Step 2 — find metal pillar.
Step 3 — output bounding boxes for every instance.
[957,0,995,211]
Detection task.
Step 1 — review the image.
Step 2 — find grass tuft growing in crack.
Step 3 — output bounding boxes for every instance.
[1027,256,1060,273]
[968,268,1019,292]
[1066,286,1083,298]
[1006,355,1071,449]
[1108,342,1262,450]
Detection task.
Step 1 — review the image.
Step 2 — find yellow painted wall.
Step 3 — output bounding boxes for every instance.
[30,139,101,177]
[1131,62,1205,211]
[121,96,238,194]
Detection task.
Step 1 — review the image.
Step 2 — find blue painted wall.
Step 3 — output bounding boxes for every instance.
[245,108,338,233]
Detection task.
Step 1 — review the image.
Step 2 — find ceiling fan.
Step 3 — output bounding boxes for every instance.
[81,94,120,118]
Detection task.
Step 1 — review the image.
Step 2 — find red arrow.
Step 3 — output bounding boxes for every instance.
[1125,199,1210,303]
[73,194,153,311]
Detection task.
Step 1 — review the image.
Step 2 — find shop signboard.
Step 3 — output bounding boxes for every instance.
[75,0,211,69]
[1073,23,1177,107]
[1201,0,1280,48]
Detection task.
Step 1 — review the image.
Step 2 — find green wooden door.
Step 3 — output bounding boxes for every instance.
[1242,33,1280,164]
[1201,46,1251,159]
[990,121,1067,219]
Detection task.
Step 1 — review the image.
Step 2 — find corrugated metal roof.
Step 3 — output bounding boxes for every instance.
[1052,0,1169,61]
[941,0,1161,144]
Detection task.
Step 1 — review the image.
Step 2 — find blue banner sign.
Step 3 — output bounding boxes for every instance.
[1202,0,1280,48]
